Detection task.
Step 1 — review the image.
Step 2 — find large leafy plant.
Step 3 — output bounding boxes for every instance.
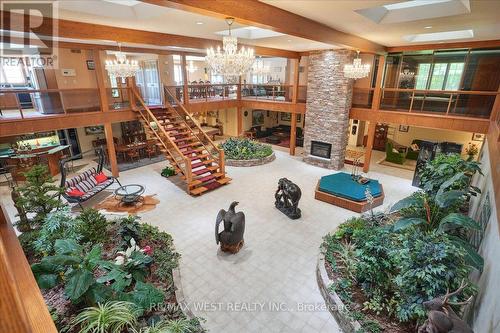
[76,208,109,245]
[33,207,82,255]
[418,153,482,197]
[117,215,142,249]
[32,239,110,305]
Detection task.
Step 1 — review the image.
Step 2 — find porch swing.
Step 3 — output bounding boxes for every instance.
[59,148,121,209]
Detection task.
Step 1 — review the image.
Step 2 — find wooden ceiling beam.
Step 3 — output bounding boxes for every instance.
[140,0,386,54]
[1,10,300,58]
[387,40,500,53]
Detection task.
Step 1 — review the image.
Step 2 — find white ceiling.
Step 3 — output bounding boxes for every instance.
[259,0,500,47]
[53,0,334,52]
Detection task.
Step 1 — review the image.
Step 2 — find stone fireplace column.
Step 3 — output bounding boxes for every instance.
[303,50,354,170]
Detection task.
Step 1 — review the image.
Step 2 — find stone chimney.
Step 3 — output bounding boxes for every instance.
[303,50,354,170]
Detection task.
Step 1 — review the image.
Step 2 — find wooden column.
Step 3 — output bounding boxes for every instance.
[237,76,242,100]
[181,54,189,105]
[363,55,385,173]
[104,122,119,178]
[126,77,137,110]
[237,107,243,136]
[290,112,297,155]
[292,58,300,104]
[93,49,109,112]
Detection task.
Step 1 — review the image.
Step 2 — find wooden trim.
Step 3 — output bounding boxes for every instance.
[141,0,385,53]
[237,106,243,135]
[0,110,137,137]
[0,205,57,333]
[292,58,300,104]
[181,55,189,105]
[93,50,109,112]
[2,10,300,58]
[315,182,385,213]
[289,112,297,156]
[387,40,500,53]
[104,122,119,178]
[240,99,306,113]
[363,55,385,172]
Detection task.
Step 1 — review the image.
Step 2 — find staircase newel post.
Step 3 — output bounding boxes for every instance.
[219,150,225,175]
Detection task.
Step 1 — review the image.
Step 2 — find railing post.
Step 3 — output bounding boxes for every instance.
[14,93,24,119]
[293,58,300,104]
[93,49,109,112]
[181,55,189,105]
[219,150,225,176]
[237,76,242,101]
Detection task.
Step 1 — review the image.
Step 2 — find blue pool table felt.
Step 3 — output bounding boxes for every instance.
[318,172,382,202]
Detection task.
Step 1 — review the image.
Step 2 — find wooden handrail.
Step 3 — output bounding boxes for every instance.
[130,87,192,184]
[0,204,57,333]
[0,88,99,94]
[380,88,500,95]
[164,86,225,173]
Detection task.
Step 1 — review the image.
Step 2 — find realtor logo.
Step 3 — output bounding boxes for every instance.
[1,1,58,65]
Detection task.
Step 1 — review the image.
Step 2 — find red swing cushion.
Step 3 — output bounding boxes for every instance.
[67,188,85,197]
[94,172,108,184]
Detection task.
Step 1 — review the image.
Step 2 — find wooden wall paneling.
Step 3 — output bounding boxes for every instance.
[290,112,297,155]
[387,40,500,53]
[0,205,58,333]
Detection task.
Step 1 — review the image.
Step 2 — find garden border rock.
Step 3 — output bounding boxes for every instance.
[316,251,362,333]
[224,152,276,167]
[172,267,197,320]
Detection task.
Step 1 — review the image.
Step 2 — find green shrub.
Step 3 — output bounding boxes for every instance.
[219,137,273,160]
[138,318,200,333]
[71,301,139,333]
[76,208,109,245]
[419,153,482,197]
[117,215,142,249]
[139,224,180,285]
[33,207,82,255]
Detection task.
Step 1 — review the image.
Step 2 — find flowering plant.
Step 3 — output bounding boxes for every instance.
[465,143,478,157]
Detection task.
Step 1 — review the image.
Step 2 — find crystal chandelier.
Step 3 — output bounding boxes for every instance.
[343,50,370,79]
[206,17,255,78]
[252,57,270,75]
[399,67,415,81]
[105,43,140,78]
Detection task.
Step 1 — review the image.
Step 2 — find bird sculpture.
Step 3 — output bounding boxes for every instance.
[215,201,245,254]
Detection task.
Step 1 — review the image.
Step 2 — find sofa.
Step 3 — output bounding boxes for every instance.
[406,139,422,160]
[385,142,405,165]
[62,167,117,207]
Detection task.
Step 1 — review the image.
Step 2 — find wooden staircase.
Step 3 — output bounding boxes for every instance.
[130,88,231,196]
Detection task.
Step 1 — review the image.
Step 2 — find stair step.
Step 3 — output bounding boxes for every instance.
[193,168,211,176]
[197,174,216,183]
[178,142,201,149]
[173,136,195,143]
[168,131,190,137]
[191,159,214,169]
[182,148,204,155]
[188,153,209,161]
[189,186,208,196]
[217,177,232,185]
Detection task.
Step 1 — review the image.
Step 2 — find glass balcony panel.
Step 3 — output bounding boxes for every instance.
[352,88,374,108]
[450,94,495,119]
[380,90,411,111]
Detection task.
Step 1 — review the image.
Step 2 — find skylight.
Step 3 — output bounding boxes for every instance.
[101,0,140,7]
[383,0,452,11]
[355,0,471,24]
[215,26,284,40]
[403,29,474,42]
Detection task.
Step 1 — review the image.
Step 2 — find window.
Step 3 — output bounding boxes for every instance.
[109,74,119,98]
[0,59,25,85]
[445,62,464,90]
[415,63,430,89]
[173,64,183,85]
[429,63,447,90]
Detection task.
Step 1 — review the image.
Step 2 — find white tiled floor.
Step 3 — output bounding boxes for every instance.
[0,150,418,333]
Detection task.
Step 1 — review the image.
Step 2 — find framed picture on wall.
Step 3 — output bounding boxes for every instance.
[281,113,291,121]
[86,60,95,70]
[472,133,485,141]
[399,125,409,132]
[85,125,104,135]
[252,110,265,126]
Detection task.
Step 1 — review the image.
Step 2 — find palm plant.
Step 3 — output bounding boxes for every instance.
[135,318,197,333]
[71,301,139,333]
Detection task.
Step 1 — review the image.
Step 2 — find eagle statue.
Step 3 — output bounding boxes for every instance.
[215,201,245,254]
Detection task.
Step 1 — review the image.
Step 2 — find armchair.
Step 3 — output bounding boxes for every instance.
[406,139,422,160]
[385,142,405,165]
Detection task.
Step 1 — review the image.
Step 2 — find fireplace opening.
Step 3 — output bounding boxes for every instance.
[310,141,332,159]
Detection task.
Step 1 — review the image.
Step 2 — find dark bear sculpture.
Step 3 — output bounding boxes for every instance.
[274,178,302,219]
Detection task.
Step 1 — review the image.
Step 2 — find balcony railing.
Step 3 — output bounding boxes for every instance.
[352,87,499,120]
[241,84,293,102]
[187,83,238,102]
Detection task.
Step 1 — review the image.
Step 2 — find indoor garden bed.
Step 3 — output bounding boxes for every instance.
[219,137,275,167]
[319,153,483,332]
[13,165,204,333]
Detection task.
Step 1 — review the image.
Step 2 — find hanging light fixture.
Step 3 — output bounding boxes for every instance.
[105,43,140,78]
[186,60,198,74]
[205,17,255,78]
[343,50,370,79]
[399,67,415,82]
[252,57,270,75]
